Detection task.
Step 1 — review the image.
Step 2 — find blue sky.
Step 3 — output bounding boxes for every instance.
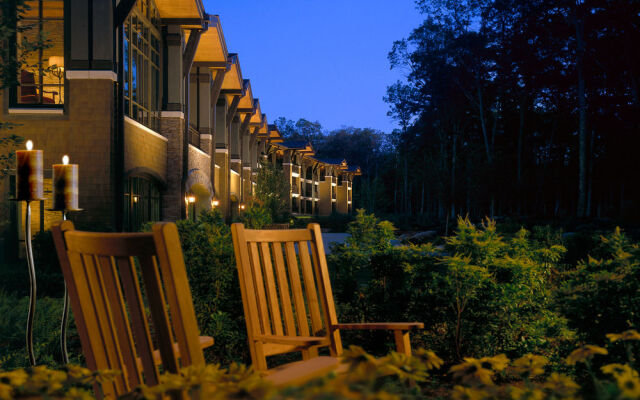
[204,1,424,133]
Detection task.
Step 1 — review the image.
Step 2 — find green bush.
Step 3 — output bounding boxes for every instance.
[330,215,573,361]
[238,200,272,229]
[555,227,640,345]
[254,161,291,223]
[0,291,81,369]
[159,210,248,365]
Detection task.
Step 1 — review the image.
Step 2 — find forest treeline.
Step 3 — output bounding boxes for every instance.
[278,0,640,223]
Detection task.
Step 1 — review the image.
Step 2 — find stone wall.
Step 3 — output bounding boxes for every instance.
[124,117,167,182]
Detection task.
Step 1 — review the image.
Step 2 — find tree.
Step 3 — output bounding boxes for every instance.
[254,161,290,223]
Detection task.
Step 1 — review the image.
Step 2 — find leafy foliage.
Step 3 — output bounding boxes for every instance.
[0,291,81,369]
[238,200,272,229]
[331,215,572,361]
[152,210,248,365]
[254,161,290,223]
[2,332,638,399]
[556,228,640,345]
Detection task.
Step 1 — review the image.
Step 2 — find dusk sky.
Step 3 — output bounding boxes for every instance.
[205,1,424,133]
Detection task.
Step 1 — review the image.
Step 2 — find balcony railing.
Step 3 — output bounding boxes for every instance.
[188,125,200,149]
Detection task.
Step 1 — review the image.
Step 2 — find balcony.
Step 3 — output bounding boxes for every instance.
[188,125,201,149]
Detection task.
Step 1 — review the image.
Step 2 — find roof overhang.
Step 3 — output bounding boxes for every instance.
[221,54,244,103]
[188,16,228,67]
[157,0,205,22]
[237,80,255,117]
[250,99,263,126]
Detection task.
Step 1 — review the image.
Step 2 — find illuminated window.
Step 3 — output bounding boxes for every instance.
[123,176,161,231]
[124,0,161,131]
[13,0,65,106]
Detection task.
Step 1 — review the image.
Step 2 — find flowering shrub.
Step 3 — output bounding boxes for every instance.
[0,331,637,399]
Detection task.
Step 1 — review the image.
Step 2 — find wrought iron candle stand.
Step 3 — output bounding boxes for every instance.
[15,140,44,366]
[50,155,80,364]
[50,208,82,364]
[11,199,45,366]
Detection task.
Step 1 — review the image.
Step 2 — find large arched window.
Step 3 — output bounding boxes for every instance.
[123,176,161,231]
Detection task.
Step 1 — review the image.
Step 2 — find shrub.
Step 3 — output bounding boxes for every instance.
[3,331,634,400]
[157,210,248,365]
[555,227,640,345]
[330,216,572,362]
[254,161,291,223]
[0,291,81,369]
[238,200,272,229]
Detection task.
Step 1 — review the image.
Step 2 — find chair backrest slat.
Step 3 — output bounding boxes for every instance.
[114,256,160,386]
[249,241,271,335]
[96,255,143,388]
[260,242,284,336]
[52,221,204,398]
[80,252,129,394]
[271,242,296,336]
[284,241,310,337]
[231,223,342,370]
[152,223,206,369]
[297,241,324,336]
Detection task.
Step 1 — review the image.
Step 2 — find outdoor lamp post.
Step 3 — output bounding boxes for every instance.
[15,140,45,366]
[50,155,81,364]
[185,194,196,219]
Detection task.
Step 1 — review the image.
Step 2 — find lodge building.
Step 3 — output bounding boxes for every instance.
[0,0,361,254]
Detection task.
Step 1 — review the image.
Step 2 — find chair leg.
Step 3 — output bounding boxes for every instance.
[393,330,412,356]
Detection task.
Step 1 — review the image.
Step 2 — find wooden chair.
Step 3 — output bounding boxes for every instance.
[52,221,213,398]
[231,223,424,386]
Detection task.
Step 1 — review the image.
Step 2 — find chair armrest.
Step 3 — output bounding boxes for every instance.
[256,335,330,347]
[137,335,214,369]
[332,322,424,331]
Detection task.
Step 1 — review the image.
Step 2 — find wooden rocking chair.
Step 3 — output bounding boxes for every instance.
[52,221,213,398]
[231,223,424,386]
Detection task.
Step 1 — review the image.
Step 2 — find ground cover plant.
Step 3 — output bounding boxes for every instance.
[0,211,639,399]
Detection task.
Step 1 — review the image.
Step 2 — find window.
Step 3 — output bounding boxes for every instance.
[13,0,65,106]
[123,176,161,231]
[124,0,161,131]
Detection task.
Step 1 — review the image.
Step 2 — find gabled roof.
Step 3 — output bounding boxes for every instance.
[156,0,205,20]
[278,140,309,149]
[237,80,255,114]
[315,157,348,167]
[221,54,244,94]
[189,16,228,66]
[250,100,263,126]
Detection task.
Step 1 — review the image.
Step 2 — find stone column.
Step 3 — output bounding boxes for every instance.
[193,69,212,155]
[214,98,229,217]
[229,116,242,208]
[241,128,252,200]
[161,25,185,221]
[337,181,349,214]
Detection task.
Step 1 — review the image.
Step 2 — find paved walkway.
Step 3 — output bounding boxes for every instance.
[321,233,350,254]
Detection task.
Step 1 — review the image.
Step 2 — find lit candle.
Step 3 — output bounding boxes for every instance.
[16,140,44,201]
[52,155,79,211]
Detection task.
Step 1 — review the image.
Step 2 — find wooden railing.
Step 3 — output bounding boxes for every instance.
[188,125,200,149]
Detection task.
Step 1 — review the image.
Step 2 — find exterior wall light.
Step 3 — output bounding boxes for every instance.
[239,203,246,211]
[185,194,196,203]
[211,198,220,208]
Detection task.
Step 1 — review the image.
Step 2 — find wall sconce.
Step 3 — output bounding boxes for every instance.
[239,203,246,211]
[211,198,220,208]
[133,195,139,203]
[185,194,196,204]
